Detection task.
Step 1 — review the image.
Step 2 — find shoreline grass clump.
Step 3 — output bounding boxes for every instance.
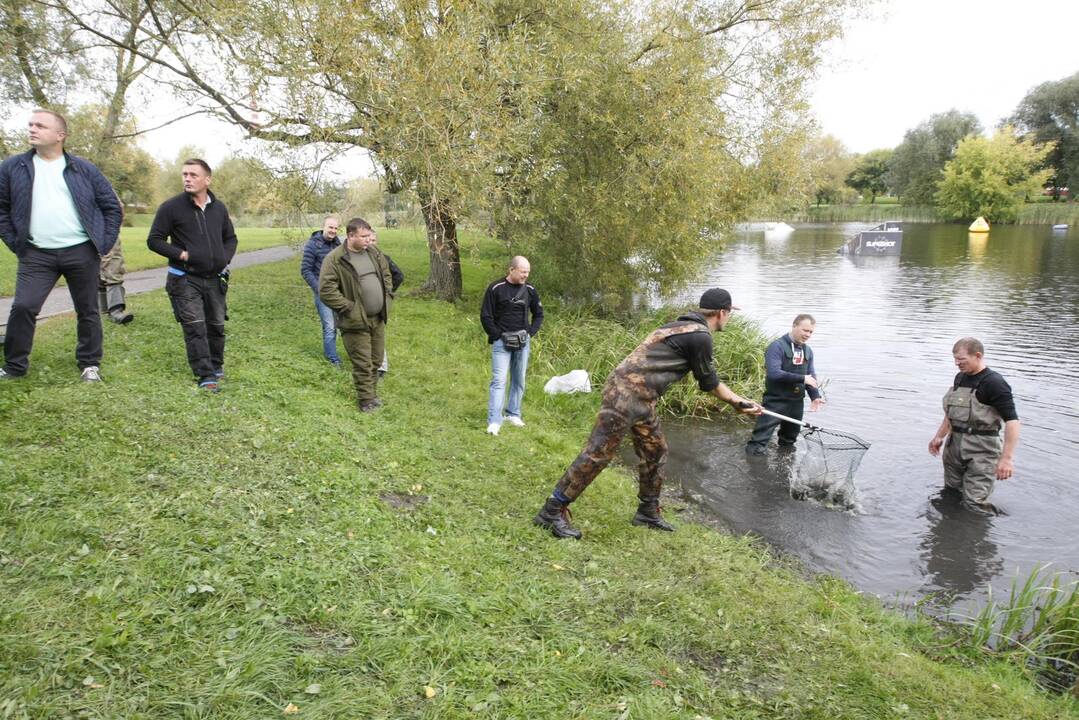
[1,230,1078,718]
[954,566,1079,695]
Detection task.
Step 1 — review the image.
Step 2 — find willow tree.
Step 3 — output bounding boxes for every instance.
[45,0,580,299]
[2,0,166,206]
[45,0,864,303]
[494,0,865,305]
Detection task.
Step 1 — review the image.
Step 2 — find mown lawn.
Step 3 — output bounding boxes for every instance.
[1,230,1077,719]
[0,227,304,296]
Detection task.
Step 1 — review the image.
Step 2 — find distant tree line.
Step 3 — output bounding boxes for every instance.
[803,71,1078,223]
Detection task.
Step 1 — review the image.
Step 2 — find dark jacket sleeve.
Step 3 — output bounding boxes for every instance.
[480,284,500,342]
[0,162,14,252]
[91,165,122,253]
[221,209,238,265]
[146,202,184,261]
[300,239,320,289]
[805,351,820,400]
[386,254,404,292]
[764,338,806,384]
[528,286,544,336]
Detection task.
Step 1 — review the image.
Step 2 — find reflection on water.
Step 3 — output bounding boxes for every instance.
[661,223,1079,606]
[920,491,1003,599]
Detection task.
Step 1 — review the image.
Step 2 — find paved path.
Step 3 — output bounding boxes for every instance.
[0,245,296,333]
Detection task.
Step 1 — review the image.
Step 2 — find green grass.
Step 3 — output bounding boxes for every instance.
[0,227,305,296]
[2,230,1078,718]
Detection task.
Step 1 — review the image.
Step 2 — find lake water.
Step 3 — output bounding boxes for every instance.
[662,222,1079,609]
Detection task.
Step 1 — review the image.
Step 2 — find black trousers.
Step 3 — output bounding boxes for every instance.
[165,273,227,381]
[747,395,805,449]
[3,242,102,375]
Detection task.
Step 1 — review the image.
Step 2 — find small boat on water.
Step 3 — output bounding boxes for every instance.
[1052,224,1069,231]
[840,221,902,256]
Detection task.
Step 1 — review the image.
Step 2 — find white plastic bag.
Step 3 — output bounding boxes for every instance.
[544,369,591,395]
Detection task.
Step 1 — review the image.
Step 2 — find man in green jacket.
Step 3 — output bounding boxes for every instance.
[318,217,394,412]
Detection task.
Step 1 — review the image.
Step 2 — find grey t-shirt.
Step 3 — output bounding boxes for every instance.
[346,248,384,317]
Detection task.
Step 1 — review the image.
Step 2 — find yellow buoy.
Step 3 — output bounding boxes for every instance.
[968,216,990,233]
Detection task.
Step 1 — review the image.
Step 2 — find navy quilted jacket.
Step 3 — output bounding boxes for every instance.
[300,230,341,290]
[0,150,122,257]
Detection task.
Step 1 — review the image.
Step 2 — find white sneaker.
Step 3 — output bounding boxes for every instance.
[80,366,102,382]
[486,423,501,436]
[504,416,525,427]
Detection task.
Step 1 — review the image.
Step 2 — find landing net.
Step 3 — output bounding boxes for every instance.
[790,427,871,510]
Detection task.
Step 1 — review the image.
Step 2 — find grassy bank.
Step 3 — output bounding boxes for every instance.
[2,230,1077,718]
[789,203,1079,225]
[0,227,304,296]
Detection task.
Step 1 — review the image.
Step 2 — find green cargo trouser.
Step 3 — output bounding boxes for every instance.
[342,319,385,403]
[942,432,1001,509]
[99,239,126,287]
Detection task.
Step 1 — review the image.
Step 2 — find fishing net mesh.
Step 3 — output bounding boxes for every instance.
[790,427,871,508]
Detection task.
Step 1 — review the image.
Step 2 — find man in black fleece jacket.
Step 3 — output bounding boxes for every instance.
[147,158,237,391]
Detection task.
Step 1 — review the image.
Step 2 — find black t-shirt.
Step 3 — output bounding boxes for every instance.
[661,314,720,392]
[953,368,1018,422]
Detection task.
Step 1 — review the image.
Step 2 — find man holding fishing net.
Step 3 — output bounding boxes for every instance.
[745,313,824,456]
[928,337,1021,513]
[533,288,761,539]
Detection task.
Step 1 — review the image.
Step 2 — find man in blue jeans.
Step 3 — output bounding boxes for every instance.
[300,216,343,365]
[480,256,543,435]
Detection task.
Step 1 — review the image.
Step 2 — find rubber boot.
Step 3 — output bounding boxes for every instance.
[631,496,675,532]
[533,497,582,539]
[98,288,109,314]
[106,285,134,324]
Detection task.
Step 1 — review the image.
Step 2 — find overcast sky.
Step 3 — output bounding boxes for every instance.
[811,0,1079,153]
[131,0,1079,173]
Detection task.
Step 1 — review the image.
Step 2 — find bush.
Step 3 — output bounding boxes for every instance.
[534,306,767,419]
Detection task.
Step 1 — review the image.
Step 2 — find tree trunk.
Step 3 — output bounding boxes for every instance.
[418,195,462,301]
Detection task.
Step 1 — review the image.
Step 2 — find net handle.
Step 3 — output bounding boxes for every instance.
[740,402,823,432]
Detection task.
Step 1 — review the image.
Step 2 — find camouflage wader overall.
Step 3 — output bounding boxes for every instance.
[554,323,711,501]
[942,379,1003,509]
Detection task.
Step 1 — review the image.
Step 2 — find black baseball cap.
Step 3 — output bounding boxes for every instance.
[698,288,740,311]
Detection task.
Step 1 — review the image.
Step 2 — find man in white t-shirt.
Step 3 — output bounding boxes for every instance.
[0,110,122,382]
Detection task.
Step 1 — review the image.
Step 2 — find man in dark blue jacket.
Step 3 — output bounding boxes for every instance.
[0,110,122,382]
[745,313,825,455]
[300,216,343,365]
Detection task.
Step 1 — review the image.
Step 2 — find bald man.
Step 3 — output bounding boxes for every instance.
[480,256,543,435]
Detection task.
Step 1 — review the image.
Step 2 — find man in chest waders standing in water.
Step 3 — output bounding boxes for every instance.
[928,337,1021,514]
[533,288,761,539]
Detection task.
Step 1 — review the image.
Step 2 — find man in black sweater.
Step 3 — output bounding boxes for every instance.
[480,256,543,435]
[147,159,238,392]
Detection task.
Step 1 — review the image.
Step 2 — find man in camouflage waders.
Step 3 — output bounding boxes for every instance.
[534,288,761,539]
[928,337,1021,513]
